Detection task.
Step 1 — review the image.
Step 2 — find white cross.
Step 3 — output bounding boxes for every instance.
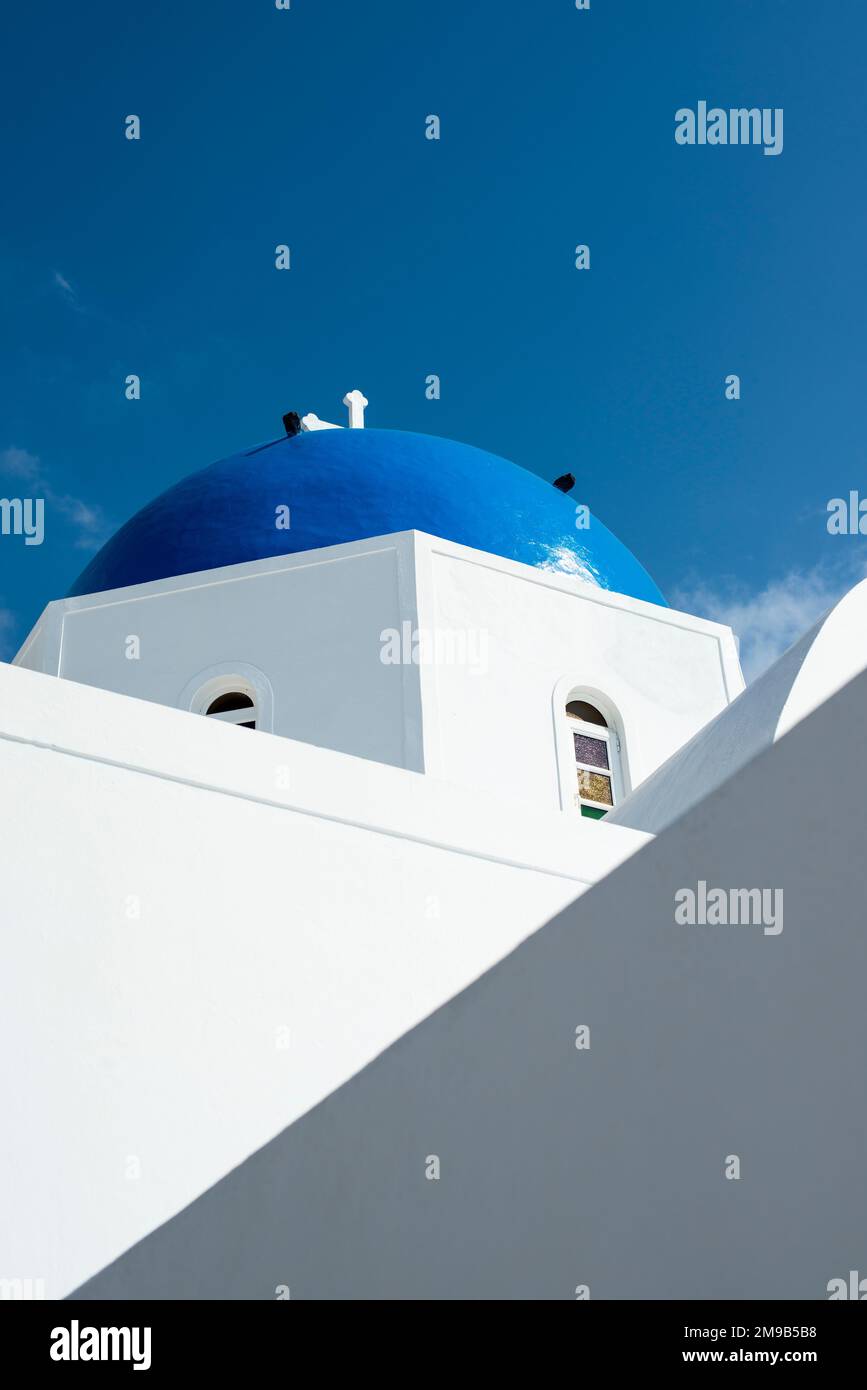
[301,389,369,432]
[343,389,368,429]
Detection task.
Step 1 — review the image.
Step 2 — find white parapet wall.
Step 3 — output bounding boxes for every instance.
[14,530,744,819]
[14,533,428,774]
[0,661,649,1298]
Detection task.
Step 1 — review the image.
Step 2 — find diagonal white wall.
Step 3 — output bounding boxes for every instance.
[74,665,867,1302]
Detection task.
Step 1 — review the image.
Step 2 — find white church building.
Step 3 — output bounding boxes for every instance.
[2,392,865,1300]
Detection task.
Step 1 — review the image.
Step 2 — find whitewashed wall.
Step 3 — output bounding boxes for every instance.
[414,535,743,810]
[16,536,425,772]
[0,662,648,1298]
[15,531,743,818]
[75,662,867,1302]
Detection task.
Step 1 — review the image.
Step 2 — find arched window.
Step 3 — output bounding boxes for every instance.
[204,690,256,730]
[565,699,618,819]
[184,668,271,733]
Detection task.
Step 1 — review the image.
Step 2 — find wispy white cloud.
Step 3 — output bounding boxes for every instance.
[51,269,100,319]
[52,270,77,304]
[673,559,867,682]
[1,445,39,481]
[0,446,109,550]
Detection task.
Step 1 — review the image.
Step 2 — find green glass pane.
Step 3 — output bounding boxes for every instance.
[580,805,607,820]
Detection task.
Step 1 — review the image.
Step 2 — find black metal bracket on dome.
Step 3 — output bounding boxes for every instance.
[553,473,576,494]
[282,411,302,437]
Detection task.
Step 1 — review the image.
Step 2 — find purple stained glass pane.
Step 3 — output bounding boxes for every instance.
[573,732,609,770]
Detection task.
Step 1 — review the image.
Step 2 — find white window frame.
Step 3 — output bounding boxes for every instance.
[568,713,617,813]
[552,678,628,815]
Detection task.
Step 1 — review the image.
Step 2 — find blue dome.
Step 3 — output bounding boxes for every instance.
[68,428,666,605]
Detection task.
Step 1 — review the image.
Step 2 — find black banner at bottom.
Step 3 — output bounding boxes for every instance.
[1,1297,863,1374]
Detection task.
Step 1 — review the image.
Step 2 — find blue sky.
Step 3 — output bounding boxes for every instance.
[2,0,866,676]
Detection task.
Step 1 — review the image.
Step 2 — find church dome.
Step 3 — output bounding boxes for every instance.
[68,427,666,605]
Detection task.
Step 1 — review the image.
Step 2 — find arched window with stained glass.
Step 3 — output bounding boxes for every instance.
[565,699,620,819]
